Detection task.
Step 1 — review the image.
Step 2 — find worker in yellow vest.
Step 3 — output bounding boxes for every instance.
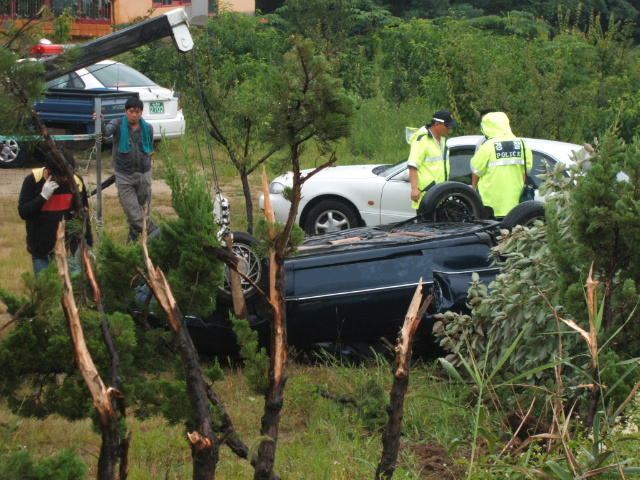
[408,109,458,210]
[471,111,532,217]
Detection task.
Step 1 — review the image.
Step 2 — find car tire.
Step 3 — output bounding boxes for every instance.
[217,231,268,306]
[418,181,486,222]
[500,201,546,230]
[303,200,359,235]
[0,140,27,168]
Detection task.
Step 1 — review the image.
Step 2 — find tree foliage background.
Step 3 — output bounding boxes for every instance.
[127,0,640,154]
[257,0,640,42]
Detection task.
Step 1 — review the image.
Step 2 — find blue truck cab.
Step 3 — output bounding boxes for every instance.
[35,88,137,140]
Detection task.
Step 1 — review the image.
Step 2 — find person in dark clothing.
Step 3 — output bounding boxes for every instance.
[94,96,158,242]
[18,148,93,275]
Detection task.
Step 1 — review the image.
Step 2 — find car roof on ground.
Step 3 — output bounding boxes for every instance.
[297,219,500,254]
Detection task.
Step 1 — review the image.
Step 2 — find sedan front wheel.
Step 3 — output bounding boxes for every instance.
[217,231,268,306]
[304,200,359,235]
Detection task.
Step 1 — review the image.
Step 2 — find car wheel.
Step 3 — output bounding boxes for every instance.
[0,140,27,168]
[303,200,359,235]
[217,231,268,306]
[418,181,486,222]
[500,201,546,230]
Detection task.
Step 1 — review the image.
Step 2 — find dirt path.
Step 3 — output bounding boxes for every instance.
[1,152,267,234]
[0,160,172,197]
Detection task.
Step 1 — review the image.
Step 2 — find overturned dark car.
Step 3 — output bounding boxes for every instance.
[185,198,543,358]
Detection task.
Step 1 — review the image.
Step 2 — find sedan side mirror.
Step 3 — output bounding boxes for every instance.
[394,169,410,182]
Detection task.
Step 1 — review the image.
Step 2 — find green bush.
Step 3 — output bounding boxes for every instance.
[435,134,640,411]
[0,449,86,480]
[148,147,224,318]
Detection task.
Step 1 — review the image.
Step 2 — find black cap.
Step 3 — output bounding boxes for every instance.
[430,110,458,128]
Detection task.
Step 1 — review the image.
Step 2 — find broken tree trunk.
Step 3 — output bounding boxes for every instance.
[584,266,601,430]
[80,232,132,477]
[376,281,432,480]
[139,227,219,480]
[253,168,287,480]
[54,221,127,480]
[223,233,249,320]
[201,242,280,478]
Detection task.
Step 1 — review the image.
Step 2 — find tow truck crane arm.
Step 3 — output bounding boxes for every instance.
[42,9,194,82]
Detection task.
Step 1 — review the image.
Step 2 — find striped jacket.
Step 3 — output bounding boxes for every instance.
[18,167,93,259]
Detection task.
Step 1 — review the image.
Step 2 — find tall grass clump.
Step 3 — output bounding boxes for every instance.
[340,95,431,163]
[0,197,32,295]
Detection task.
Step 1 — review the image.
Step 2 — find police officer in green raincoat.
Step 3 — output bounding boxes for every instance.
[408,110,457,210]
[471,112,532,217]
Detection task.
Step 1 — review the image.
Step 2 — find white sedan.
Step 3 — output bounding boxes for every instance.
[259,135,582,234]
[45,60,185,140]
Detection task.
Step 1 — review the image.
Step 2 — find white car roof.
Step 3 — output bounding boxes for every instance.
[448,135,582,164]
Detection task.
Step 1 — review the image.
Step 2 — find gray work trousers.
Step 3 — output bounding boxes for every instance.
[114,169,158,240]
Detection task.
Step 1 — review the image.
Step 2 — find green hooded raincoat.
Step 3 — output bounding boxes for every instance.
[470,112,532,217]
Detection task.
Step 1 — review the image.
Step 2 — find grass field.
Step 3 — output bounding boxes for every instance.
[0,354,469,479]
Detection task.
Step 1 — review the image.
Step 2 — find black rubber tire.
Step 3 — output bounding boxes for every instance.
[0,140,27,168]
[217,231,269,306]
[418,181,486,222]
[500,201,546,230]
[303,200,359,235]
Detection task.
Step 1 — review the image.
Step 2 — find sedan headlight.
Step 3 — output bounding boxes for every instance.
[268,182,286,194]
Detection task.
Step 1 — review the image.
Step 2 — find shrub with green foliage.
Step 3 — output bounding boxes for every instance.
[0,285,25,315]
[434,148,587,382]
[254,216,305,257]
[274,0,400,99]
[0,266,175,422]
[0,45,46,141]
[148,149,224,318]
[435,134,640,412]
[231,314,270,395]
[557,135,640,345]
[0,289,101,419]
[378,15,640,142]
[51,7,75,44]
[0,448,86,480]
[96,235,143,315]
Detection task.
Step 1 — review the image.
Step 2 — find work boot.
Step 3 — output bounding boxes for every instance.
[127,229,139,244]
[146,226,161,244]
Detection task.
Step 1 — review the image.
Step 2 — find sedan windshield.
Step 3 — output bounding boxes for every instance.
[85,63,156,88]
[372,160,406,177]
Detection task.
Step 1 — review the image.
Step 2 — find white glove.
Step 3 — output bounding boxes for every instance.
[41,177,59,200]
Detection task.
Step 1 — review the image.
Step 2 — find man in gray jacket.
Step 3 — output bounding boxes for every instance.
[95,97,159,242]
